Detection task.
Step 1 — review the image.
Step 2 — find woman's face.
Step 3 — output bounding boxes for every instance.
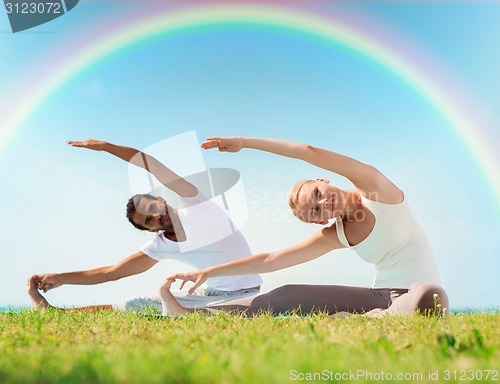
[296,179,344,224]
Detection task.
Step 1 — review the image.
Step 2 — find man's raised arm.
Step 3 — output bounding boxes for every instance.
[32,251,158,292]
[67,139,198,197]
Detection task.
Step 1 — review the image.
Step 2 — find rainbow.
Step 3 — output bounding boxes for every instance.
[2,3,499,211]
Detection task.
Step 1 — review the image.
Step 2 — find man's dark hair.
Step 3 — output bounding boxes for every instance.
[126,193,156,231]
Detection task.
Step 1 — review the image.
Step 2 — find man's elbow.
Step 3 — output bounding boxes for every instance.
[105,266,132,282]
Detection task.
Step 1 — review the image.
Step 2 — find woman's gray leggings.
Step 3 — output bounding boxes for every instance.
[209,282,448,316]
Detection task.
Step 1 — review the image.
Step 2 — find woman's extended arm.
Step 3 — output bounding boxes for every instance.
[202,136,402,201]
[170,225,344,294]
[68,139,197,197]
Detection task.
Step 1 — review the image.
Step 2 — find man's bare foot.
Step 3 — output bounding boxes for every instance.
[27,275,51,309]
[158,279,189,316]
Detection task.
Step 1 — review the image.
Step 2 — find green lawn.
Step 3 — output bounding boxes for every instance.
[1,310,498,383]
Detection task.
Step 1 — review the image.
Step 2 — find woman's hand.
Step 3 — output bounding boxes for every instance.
[169,270,210,294]
[34,273,62,292]
[201,137,244,153]
[67,138,108,151]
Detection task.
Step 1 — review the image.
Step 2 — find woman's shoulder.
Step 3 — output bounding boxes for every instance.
[359,173,404,205]
[361,189,405,206]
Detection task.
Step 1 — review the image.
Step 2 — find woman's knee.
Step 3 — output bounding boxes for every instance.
[248,285,302,313]
[411,283,449,314]
[254,284,300,303]
[270,284,303,296]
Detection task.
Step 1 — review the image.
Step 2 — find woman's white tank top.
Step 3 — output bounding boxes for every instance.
[335,195,441,289]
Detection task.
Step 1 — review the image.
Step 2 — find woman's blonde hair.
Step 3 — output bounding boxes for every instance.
[288,179,315,223]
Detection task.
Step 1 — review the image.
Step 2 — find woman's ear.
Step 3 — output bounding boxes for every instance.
[315,178,330,184]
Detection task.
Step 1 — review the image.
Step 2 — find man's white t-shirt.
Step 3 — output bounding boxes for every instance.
[140,192,262,291]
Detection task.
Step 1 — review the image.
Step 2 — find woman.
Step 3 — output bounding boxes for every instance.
[161,136,448,317]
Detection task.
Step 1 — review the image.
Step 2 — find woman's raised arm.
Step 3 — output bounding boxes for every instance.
[202,136,402,202]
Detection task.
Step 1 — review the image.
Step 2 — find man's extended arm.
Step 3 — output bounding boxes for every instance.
[34,251,158,292]
[67,139,198,197]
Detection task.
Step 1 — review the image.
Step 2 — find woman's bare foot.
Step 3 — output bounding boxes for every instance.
[27,275,52,309]
[333,311,354,318]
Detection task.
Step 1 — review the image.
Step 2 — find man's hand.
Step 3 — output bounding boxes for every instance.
[67,138,108,151]
[168,270,209,295]
[33,273,63,292]
[201,137,244,153]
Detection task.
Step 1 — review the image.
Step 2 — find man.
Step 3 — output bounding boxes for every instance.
[28,138,262,311]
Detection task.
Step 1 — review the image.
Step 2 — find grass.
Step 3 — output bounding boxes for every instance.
[0,310,498,383]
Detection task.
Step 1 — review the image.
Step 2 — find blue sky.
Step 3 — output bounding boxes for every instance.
[0,2,499,309]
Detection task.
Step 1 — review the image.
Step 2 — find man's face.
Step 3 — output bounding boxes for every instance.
[132,196,171,232]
